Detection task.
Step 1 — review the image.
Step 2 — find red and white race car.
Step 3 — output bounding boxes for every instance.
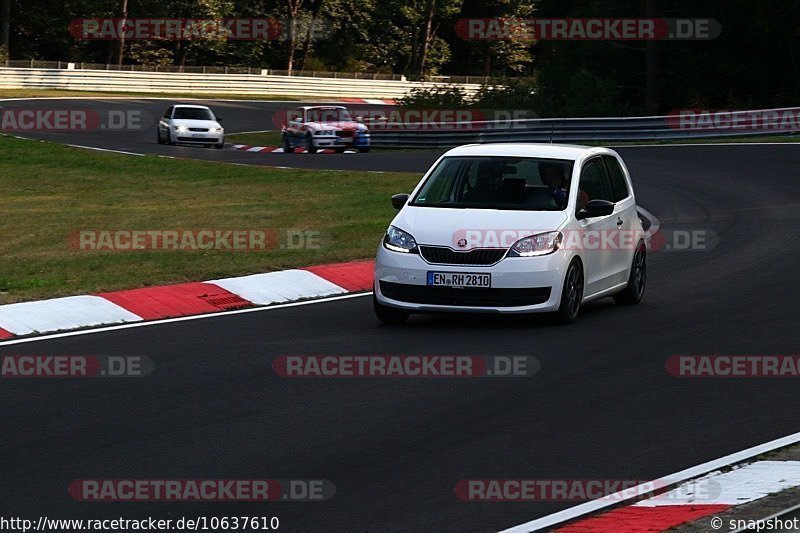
[281,106,371,154]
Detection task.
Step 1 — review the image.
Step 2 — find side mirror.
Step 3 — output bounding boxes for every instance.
[216,117,223,123]
[577,199,615,220]
[391,193,409,210]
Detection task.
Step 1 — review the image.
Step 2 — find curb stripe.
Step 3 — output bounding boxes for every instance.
[208,270,346,306]
[97,282,251,321]
[554,504,731,532]
[551,461,800,532]
[302,260,374,292]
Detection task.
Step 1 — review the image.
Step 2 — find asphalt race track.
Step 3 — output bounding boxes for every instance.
[1,97,438,173]
[2,98,800,532]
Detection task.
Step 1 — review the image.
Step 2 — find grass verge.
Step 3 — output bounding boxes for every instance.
[0,135,419,304]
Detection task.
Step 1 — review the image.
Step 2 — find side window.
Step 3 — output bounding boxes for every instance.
[579,158,613,206]
[162,106,173,119]
[603,155,630,202]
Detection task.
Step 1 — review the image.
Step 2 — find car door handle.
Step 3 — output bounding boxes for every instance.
[616,217,624,226]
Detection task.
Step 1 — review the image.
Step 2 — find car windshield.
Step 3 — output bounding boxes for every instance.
[411,156,575,211]
[173,107,215,120]
[306,108,353,123]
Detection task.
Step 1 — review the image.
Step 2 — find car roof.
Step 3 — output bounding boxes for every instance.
[173,104,212,110]
[443,143,613,160]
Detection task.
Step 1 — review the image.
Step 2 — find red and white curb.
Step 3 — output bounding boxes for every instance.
[0,260,374,339]
[231,144,281,153]
[230,144,358,154]
[549,461,800,532]
[341,98,396,105]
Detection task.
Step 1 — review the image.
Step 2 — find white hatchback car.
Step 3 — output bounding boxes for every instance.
[157,105,224,149]
[373,143,646,324]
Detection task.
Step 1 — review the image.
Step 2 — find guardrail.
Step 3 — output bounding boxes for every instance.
[368,109,800,146]
[0,66,482,99]
[2,60,491,85]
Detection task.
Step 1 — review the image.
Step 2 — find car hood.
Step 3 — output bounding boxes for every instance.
[172,119,222,130]
[392,206,569,250]
[309,121,367,132]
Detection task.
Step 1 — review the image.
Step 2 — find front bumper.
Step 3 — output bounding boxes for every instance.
[374,244,571,314]
[175,131,222,143]
[313,133,370,148]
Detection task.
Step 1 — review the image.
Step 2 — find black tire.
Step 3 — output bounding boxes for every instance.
[156,128,165,145]
[555,259,584,324]
[359,147,371,153]
[334,147,346,154]
[166,131,176,146]
[214,141,224,149]
[305,133,316,154]
[614,241,646,305]
[373,294,409,324]
[283,134,293,154]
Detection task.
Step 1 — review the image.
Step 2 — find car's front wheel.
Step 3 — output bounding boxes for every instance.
[555,259,584,324]
[156,128,165,145]
[359,147,371,153]
[214,139,224,149]
[305,133,316,154]
[373,294,409,324]
[614,241,646,305]
[282,134,293,154]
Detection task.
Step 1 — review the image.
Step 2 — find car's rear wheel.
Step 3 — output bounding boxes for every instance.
[305,133,316,154]
[373,294,409,324]
[556,259,584,324]
[614,241,646,305]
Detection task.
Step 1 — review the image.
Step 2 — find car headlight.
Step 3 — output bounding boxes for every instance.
[175,125,188,132]
[214,127,223,133]
[383,226,418,253]
[508,231,562,257]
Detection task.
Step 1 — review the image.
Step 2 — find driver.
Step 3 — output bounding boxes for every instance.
[464,160,504,203]
[539,162,588,209]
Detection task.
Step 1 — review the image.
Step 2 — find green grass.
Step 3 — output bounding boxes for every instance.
[0,135,419,304]
[0,88,301,101]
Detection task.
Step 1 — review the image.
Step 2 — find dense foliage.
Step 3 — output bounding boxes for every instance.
[2,0,798,115]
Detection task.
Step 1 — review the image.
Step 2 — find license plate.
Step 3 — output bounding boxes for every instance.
[192,133,203,138]
[427,272,491,288]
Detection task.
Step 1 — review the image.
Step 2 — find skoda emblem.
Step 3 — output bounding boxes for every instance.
[457,238,468,248]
